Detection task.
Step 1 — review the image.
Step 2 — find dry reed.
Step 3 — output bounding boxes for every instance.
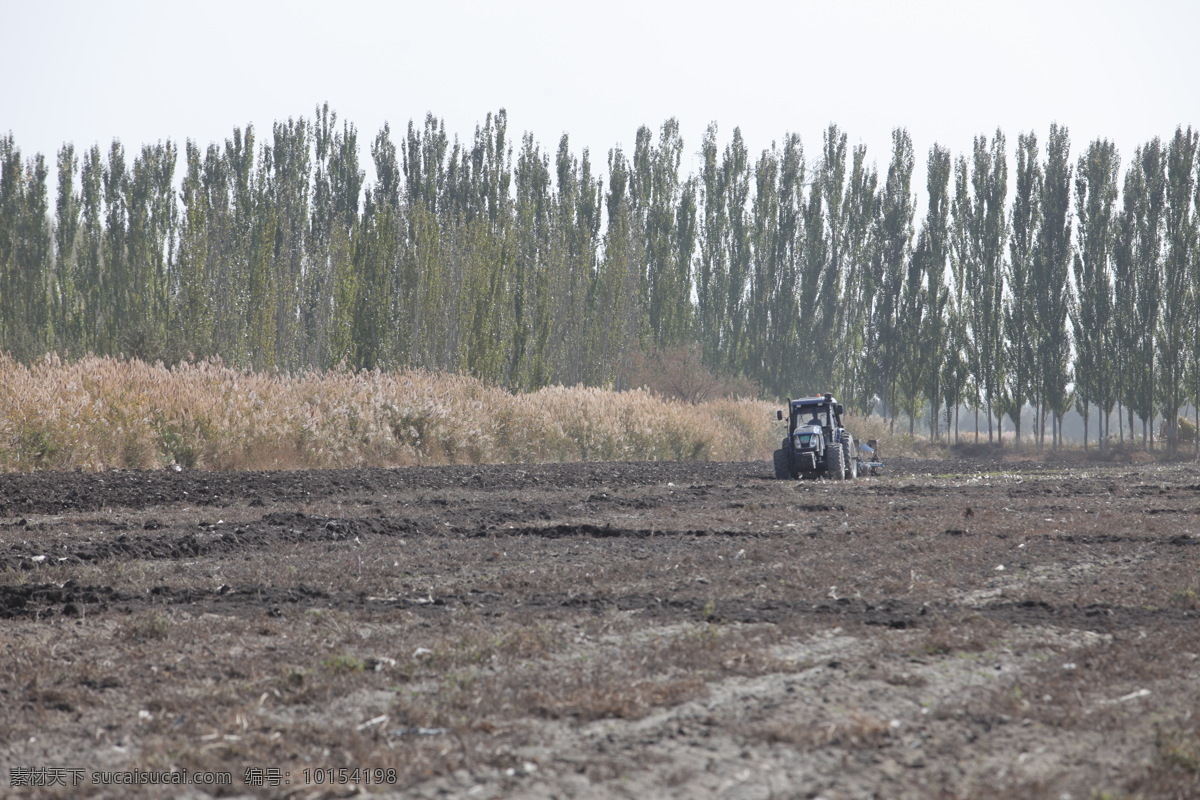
[0,355,778,472]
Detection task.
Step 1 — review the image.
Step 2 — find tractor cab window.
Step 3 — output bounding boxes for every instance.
[797,408,828,431]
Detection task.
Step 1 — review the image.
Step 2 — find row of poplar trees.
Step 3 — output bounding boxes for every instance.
[1,106,1199,450]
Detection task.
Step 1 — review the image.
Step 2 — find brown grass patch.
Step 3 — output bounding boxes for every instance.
[0,355,778,471]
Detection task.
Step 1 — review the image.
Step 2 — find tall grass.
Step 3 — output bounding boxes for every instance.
[0,355,779,472]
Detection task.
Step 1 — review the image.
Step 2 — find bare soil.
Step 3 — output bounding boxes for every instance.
[2,455,1199,799]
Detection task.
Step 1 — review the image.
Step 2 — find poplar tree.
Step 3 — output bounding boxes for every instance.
[697,123,727,368]
[123,145,153,354]
[872,128,915,428]
[723,129,752,375]
[746,143,779,386]
[401,113,450,370]
[269,117,311,369]
[672,175,698,346]
[1004,133,1041,448]
[918,144,951,437]
[54,144,81,355]
[813,127,847,393]
[77,145,105,355]
[634,119,690,349]
[1157,126,1198,450]
[799,156,827,381]
[1127,140,1166,446]
[764,133,805,397]
[895,216,926,434]
[101,140,128,354]
[552,136,603,385]
[208,127,254,363]
[895,142,952,438]
[123,141,176,359]
[1193,149,1200,456]
[327,119,365,369]
[573,147,604,385]
[0,135,17,346]
[959,131,1007,441]
[596,146,639,385]
[816,126,847,394]
[843,145,879,414]
[512,132,553,388]
[13,151,52,356]
[247,139,279,369]
[1190,149,1200,453]
[1032,124,1072,449]
[1070,139,1119,450]
[0,138,52,356]
[1111,162,1137,443]
[174,141,213,358]
[357,122,401,370]
[452,111,512,381]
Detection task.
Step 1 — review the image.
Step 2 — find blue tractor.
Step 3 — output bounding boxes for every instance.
[773,394,878,480]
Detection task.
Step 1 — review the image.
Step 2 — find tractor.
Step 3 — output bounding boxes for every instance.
[773,394,881,480]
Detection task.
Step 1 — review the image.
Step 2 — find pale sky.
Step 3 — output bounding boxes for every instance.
[4,0,1197,194]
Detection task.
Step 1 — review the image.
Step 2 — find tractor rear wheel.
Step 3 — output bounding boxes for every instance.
[773,447,790,480]
[826,441,846,480]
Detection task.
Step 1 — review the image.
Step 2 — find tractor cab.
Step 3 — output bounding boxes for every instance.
[777,394,846,436]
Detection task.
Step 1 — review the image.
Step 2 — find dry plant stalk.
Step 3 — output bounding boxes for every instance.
[0,355,779,472]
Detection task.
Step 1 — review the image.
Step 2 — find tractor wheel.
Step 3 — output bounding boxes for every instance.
[846,442,858,479]
[826,441,846,480]
[773,447,790,480]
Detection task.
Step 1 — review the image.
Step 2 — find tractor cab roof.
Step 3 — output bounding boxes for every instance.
[790,394,838,408]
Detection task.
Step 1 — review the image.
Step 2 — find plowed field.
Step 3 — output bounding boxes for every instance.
[2,456,1199,799]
